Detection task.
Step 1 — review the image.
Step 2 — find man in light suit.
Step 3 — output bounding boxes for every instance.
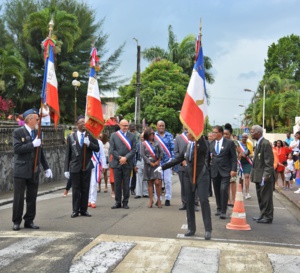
[12,108,53,231]
[64,115,99,218]
[174,127,189,210]
[250,125,275,224]
[209,125,237,219]
[110,119,137,209]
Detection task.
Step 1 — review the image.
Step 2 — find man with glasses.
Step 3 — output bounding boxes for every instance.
[110,119,137,209]
[12,108,53,231]
[209,125,237,219]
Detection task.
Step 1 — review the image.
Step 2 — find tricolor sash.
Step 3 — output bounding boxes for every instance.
[238,141,253,165]
[181,132,189,144]
[92,152,102,182]
[116,130,131,151]
[155,133,171,158]
[143,140,156,159]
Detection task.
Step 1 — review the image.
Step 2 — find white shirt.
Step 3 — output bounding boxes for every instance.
[289,139,299,152]
[24,124,34,137]
[215,137,224,153]
[77,131,85,144]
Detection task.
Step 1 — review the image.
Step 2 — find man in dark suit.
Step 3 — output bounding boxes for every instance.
[110,119,136,209]
[64,115,99,218]
[156,133,212,240]
[209,125,237,219]
[174,127,189,210]
[12,108,53,231]
[250,125,275,224]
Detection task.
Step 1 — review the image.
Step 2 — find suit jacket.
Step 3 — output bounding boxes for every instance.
[162,136,208,177]
[109,131,136,169]
[250,137,275,183]
[174,133,189,172]
[13,126,49,179]
[209,138,237,178]
[64,130,99,173]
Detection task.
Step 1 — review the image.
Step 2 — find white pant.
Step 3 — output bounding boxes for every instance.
[135,160,148,196]
[155,168,172,200]
[89,168,99,204]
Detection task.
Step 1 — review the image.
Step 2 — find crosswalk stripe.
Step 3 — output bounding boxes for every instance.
[172,247,220,273]
[69,242,135,273]
[0,237,56,270]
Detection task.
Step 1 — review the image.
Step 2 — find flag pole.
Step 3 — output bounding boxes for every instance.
[34,17,54,173]
[192,18,202,188]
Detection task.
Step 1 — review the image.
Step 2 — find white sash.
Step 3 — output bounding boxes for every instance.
[116,130,131,151]
[155,133,171,158]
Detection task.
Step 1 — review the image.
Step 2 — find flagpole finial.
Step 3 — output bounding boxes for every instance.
[199,18,202,39]
[48,16,54,38]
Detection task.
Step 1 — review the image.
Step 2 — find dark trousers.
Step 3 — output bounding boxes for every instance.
[114,167,131,205]
[130,169,136,191]
[12,173,39,225]
[185,168,212,232]
[255,181,274,220]
[178,170,186,205]
[212,173,230,214]
[71,170,91,213]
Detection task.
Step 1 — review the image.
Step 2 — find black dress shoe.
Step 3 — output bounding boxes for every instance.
[71,212,79,218]
[204,231,211,240]
[134,196,141,199]
[111,203,122,209]
[123,205,129,209]
[215,211,221,216]
[220,214,226,219]
[24,222,40,229]
[179,204,186,210]
[80,211,92,217]
[131,190,136,195]
[143,195,149,198]
[184,230,195,237]
[257,218,272,224]
[165,200,170,206]
[252,216,262,221]
[12,224,20,231]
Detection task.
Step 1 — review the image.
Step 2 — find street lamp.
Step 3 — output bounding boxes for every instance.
[133,37,141,125]
[72,72,80,122]
[244,88,256,124]
[262,84,266,133]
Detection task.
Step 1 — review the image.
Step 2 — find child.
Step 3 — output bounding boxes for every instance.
[287,153,294,189]
[283,161,292,190]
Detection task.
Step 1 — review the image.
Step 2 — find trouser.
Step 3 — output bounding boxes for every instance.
[178,170,186,205]
[88,168,98,204]
[71,170,91,213]
[12,173,39,225]
[213,173,230,214]
[130,169,136,191]
[135,160,148,196]
[255,181,274,220]
[185,168,212,232]
[114,167,131,205]
[154,168,172,200]
[66,177,72,191]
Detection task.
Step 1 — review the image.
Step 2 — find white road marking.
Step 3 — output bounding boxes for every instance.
[172,247,220,273]
[0,237,56,270]
[69,241,135,273]
[268,254,300,273]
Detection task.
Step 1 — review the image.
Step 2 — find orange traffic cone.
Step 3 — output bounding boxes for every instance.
[226,184,251,230]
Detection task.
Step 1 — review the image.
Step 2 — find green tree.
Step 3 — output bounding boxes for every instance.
[142,25,215,84]
[116,60,190,134]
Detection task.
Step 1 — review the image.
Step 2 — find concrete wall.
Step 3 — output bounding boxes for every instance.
[0,145,66,193]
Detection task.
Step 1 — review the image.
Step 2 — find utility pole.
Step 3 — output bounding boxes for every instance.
[133,38,141,125]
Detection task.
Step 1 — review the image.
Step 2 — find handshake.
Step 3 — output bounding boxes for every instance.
[154,166,162,173]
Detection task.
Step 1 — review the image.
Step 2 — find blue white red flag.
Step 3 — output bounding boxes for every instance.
[41,39,60,127]
[180,35,208,140]
[85,47,104,138]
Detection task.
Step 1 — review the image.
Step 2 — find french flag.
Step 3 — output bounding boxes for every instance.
[41,43,60,127]
[180,37,208,140]
[85,48,104,138]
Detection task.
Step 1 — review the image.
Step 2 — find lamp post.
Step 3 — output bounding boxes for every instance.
[262,84,266,133]
[234,116,241,136]
[72,72,80,122]
[244,88,256,124]
[133,37,141,125]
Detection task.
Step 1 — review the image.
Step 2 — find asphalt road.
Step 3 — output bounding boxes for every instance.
[1,175,300,272]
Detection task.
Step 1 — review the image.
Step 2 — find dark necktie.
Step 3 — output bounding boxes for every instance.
[216,141,220,154]
[80,133,84,147]
[189,142,194,161]
[31,130,35,140]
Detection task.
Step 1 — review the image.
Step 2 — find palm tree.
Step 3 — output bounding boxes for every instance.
[142,25,214,84]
